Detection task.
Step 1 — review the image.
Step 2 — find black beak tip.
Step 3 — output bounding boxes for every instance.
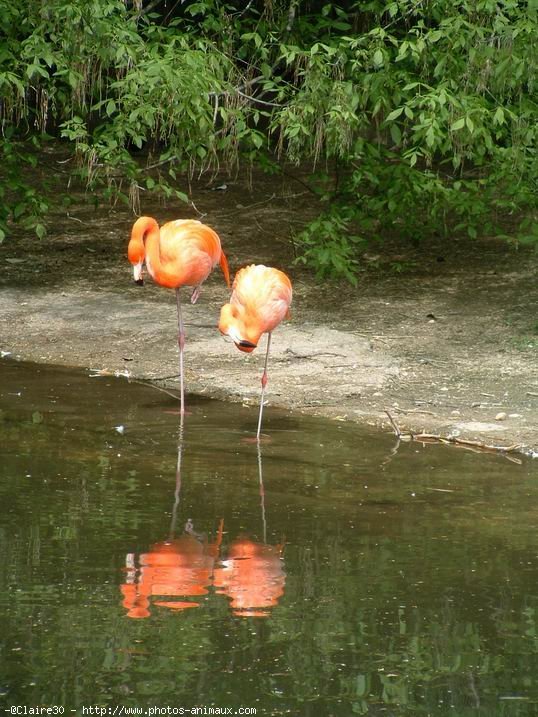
[238,340,257,349]
[135,278,144,286]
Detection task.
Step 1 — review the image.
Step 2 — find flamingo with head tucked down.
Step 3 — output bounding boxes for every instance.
[128,216,230,414]
[213,538,285,617]
[219,264,292,439]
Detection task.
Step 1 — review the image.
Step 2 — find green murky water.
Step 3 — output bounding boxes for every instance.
[1,360,537,716]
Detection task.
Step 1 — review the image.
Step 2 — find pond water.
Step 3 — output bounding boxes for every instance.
[1,359,537,716]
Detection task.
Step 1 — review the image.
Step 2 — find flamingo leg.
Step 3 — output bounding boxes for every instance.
[256,332,272,440]
[169,412,184,540]
[175,288,186,415]
[257,441,267,543]
[190,285,202,304]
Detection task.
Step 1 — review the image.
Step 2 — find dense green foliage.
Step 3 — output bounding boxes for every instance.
[1,0,536,279]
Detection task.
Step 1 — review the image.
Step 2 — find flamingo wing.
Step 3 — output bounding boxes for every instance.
[232,265,292,334]
[159,220,225,287]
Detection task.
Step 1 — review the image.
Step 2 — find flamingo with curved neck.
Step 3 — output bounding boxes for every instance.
[219,264,292,439]
[128,215,230,414]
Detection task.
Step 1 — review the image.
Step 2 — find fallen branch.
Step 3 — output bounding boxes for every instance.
[391,407,437,416]
[89,368,181,400]
[384,410,401,438]
[129,379,180,401]
[384,410,523,462]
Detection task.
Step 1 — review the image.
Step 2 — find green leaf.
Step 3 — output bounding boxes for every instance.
[373,49,384,68]
[68,70,79,88]
[332,21,351,30]
[451,118,465,131]
[13,203,26,219]
[251,133,263,149]
[493,107,505,125]
[385,107,404,122]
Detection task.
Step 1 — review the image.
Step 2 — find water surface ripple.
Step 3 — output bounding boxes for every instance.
[1,360,537,716]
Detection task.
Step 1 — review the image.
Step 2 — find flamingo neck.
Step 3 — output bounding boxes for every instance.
[133,217,172,286]
[135,217,162,279]
[136,216,189,288]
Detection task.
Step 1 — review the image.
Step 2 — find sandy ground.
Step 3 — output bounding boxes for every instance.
[1,167,537,456]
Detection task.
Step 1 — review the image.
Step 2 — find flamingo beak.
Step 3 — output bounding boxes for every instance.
[221,325,257,353]
[133,262,144,285]
[236,340,257,353]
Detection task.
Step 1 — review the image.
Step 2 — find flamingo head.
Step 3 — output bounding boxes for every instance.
[127,232,146,285]
[132,261,144,286]
[218,304,259,353]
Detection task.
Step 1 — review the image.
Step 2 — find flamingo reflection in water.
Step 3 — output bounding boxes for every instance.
[120,419,224,618]
[120,520,224,619]
[120,426,285,618]
[214,444,286,617]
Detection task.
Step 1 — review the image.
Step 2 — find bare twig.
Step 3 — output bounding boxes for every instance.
[216,192,278,218]
[129,378,180,401]
[137,0,162,18]
[212,92,219,126]
[384,410,523,461]
[189,200,207,219]
[280,168,320,196]
[385,409,402,438]
[392,407,437,416]
[381,0,425,32]
[230,0,255,17]
[236,88,284,108]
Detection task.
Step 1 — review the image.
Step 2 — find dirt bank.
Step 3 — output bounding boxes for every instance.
[1,168,537,456]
